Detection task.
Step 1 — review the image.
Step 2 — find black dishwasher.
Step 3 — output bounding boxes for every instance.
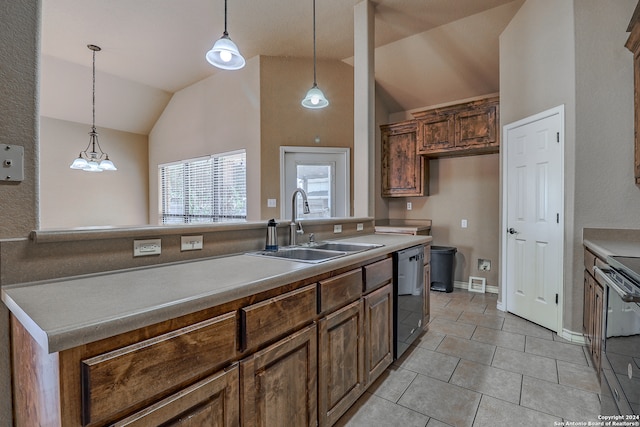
[394,245,424,359]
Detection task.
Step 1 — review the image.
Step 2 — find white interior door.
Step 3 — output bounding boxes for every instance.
[503,106,564,332]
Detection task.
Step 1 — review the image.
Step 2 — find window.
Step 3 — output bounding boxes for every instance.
[159,150,246,224]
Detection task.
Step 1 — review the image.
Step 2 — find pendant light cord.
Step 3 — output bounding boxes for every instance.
[313,0,317,85]
[92,47,96,132]
[223,0,229,36]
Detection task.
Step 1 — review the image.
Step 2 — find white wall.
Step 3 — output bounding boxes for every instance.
[39,117,149,228]
[149,57,262,223]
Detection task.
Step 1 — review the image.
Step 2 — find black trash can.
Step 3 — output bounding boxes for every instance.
[430,245,457,293]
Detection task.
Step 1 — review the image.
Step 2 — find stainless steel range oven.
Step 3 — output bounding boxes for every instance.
[595,256,640,416]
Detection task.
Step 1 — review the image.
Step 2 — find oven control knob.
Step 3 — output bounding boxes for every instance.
[629,363,633,380]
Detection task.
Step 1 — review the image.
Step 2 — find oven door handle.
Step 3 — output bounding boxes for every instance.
[594,266,640,303]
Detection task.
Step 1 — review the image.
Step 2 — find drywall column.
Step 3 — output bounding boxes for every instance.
[0,1,40,237]
[353,0,375,217]
[0,2,41,425]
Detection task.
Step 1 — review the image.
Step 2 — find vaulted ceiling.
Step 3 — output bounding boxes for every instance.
[40,0,523,134]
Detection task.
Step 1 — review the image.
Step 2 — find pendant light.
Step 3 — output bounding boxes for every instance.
[301,0,329,109]
[205,0,246,70]
[70,44,117,172]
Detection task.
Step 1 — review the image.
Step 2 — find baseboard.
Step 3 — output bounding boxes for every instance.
[559,328,587,344]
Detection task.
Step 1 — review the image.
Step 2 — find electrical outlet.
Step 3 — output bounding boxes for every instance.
[181,235,203,251]
[407,202,412,211]
[461,219,468,228]
[134,239,161,257]
[478,259,491,271]
[333,224,342,233]
[356,223,364,231]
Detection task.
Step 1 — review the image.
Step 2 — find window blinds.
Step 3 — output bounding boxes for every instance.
[159,150,246,224]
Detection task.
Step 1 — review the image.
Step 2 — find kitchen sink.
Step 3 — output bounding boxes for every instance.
[308,241,383,253]
[246,247,347,263]
[246,241,383,263]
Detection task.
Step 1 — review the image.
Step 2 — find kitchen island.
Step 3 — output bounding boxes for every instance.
[3,232,431,427]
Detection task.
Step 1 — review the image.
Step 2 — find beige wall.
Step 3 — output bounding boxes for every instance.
[500,0,640,334]
[149,57,262,222]
[573,0,640,326]
[39,117,149,228]
[259,56,355,220]
[388,155,500,286]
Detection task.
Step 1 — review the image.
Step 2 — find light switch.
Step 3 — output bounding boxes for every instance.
[181,235,203,251]
[267,198,277,208]
[461,219,468,228]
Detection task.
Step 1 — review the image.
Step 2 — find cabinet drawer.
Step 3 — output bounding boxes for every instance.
[81,311,237,426]
[363,258,393,293]
[113,364,239,427]
[584,248,597,271]
[241,284,316,351]
[318,269,363,314]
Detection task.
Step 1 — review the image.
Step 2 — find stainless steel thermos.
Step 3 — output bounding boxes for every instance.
[265,219,278,251]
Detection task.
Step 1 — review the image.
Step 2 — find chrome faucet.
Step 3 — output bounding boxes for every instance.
[290,188,310,246]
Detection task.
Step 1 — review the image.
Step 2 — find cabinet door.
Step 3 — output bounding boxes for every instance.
[113,365,239,427]
[416,112,455,154]
[318,300,365,427]
[363,283,393,384]
[454,103,498,149]
[423,262,431,327]
[240,324,317,427]
[583,271,593,342]
[592,282,604,375]
[381,121,426,197]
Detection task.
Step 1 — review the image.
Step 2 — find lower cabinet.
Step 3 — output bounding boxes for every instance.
[583,248,604,376]
[113,365,239,427]
[318,300,365,427]
[10,252,412,427]
[240,324,318,427]
[363,283,394,385]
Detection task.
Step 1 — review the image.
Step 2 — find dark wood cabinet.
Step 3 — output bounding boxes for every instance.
[10,253,409,427]
[423,245,431,327]
[363,283,393,384]
[240,324,318,427]
[413,96,499,157]
[318,300,365,427]
[626,4,640,185]
[583,248,604,376]
[113,365,239,427]
[380,120,427,197]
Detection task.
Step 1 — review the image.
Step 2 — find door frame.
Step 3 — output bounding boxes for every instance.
[500,105,565,335]
[279,146,351,220]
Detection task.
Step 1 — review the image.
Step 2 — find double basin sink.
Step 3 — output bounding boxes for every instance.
[247,241,383,263]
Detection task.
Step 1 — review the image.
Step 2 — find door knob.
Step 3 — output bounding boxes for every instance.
[508,228,517,235]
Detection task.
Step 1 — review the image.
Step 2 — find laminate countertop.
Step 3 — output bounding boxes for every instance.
[1,233,431,354]
[583,228,640,260]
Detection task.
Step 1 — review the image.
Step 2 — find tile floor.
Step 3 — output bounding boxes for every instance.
[336,289,601,427]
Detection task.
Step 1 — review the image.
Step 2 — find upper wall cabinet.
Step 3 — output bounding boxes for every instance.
[412,96,500,158]
[626,3,640,186]
[380,120,427,198]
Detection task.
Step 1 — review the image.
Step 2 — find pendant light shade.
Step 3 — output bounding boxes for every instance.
[70,44,117,172]
[206,0,245,70]
[302,84,329,109]
[302,0,328,109]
